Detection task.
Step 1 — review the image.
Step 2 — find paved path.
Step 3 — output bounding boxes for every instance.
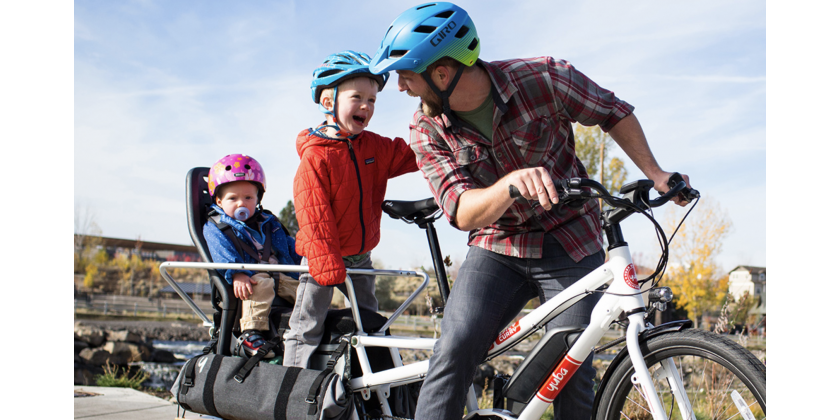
[74,386,207,419]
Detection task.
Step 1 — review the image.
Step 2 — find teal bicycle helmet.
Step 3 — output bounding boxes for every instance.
[369,2,480,75]
[311,50,389,114]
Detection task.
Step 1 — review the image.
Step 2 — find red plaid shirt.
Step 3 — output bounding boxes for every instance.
[409,57,634,261]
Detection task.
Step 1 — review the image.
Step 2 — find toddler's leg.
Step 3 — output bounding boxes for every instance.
[239,273,276,332]
[283,257,333,368]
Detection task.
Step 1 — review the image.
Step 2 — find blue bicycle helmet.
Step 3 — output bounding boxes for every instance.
[311,50,389,112]
[369,2,480,75]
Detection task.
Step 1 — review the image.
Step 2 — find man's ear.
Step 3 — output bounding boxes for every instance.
[431,65,451,90]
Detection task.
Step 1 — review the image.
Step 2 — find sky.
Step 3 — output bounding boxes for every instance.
[73,0,766,275]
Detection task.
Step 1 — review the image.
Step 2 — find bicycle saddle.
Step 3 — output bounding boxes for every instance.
[382,197,439,220]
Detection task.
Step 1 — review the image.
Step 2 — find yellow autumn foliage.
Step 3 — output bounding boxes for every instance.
[661,197,732,325]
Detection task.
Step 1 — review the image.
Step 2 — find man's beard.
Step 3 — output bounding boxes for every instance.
[408,89,444,118]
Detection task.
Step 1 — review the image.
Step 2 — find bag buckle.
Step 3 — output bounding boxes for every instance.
[305,396,317,404]
[234,374,245,383]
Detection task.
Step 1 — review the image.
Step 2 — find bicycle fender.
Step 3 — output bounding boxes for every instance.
[590,320,692,419]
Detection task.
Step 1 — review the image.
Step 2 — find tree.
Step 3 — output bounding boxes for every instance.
[74,204,103,273]
[277,200,299,237]
[573,123,628,195]
[660,197,732,329]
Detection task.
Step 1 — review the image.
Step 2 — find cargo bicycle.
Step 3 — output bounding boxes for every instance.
[162,169,766,420]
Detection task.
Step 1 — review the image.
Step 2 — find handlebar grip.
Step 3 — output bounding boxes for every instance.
[508,184,522,199]
[667,173,700,203]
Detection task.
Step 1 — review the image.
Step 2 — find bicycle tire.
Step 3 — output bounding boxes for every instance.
[594,328,765,420]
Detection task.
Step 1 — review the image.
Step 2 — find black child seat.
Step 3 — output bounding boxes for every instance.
[184,167,388,366]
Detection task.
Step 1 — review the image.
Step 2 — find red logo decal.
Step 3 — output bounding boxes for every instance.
[536,356,583,402]
[495,321,521,346]
[624,264,640,290]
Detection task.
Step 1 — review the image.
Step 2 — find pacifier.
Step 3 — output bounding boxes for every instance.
[234,207,250,221]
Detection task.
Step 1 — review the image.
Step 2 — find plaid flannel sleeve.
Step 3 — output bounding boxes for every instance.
[409,113,476,228]
[549,58,634,132]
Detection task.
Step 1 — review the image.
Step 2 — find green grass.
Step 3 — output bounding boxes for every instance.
[94,363,149,389]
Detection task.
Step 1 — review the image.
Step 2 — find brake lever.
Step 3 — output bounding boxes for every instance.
[664,172,700,203]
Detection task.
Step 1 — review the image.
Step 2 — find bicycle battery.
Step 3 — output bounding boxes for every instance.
[503,325,584,404]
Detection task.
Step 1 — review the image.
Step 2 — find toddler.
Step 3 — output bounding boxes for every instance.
[283,50,419,368]
[203,154,302,358]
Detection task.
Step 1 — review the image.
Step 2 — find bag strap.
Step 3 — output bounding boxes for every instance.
[233,336,282,383]
[211,213,275,265]
[305,336,351,414]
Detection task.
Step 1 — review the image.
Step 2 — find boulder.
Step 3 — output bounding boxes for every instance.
[74,367,96,385]
[151,349,177,364]
[103,341,151,363]
[106,330,143,343]
[74,340,90,355]
[79,348,112,367]
[74,324,105,347]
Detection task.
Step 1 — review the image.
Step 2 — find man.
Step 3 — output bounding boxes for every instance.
[369,3,692,419]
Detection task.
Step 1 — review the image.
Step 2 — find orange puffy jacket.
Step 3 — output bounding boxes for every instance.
[293,129,418,286]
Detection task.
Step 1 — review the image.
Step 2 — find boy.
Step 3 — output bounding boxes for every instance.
[203,154,302,358]
[283,51,418,368]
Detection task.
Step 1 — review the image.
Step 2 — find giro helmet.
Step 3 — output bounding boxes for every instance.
[369,2,480,75]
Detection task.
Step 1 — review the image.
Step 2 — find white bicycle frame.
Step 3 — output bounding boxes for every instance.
[160,244,693,420]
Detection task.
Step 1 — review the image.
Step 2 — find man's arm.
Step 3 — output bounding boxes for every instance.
[454,167,559,231]
[608,113,692,205]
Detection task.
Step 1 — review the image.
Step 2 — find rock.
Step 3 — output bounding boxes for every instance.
[103,341,151,363]
[106,330,143,343]
[79,348,112,367]
[74,367,96,385]
[75,324,105,347]
[75,340,90,355]
[151,349,177,363]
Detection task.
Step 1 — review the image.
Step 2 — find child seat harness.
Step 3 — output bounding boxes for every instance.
[208,209,291,281]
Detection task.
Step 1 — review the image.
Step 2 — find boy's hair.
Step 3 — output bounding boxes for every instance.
[319,76,380,110]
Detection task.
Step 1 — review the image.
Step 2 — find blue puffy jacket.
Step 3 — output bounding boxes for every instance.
[203,204,303,284]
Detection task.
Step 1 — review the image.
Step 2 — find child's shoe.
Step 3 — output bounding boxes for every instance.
[236,330,275,358]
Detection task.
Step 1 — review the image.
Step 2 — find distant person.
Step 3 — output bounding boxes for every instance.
[283,50,418,368]
[369,3,693,419]
[203,153,302,358]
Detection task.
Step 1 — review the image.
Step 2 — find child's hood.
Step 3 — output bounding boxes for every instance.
[296,128,360,157]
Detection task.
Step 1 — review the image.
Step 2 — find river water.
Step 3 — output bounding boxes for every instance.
[134,340,207,390]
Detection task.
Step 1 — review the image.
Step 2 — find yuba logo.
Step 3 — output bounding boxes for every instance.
[495,321,521,345]
[624,264,640,290]
[546,368,569,392]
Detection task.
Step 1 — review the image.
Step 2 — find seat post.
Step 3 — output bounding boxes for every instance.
[418,220,450,305]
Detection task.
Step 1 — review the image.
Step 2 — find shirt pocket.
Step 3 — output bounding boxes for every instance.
[453,143,496,187]
[511,116,555,167]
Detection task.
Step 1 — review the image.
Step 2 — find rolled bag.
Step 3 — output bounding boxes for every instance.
[171,348,353,420]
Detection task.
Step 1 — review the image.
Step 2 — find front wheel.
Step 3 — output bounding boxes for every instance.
[594,328,765,420]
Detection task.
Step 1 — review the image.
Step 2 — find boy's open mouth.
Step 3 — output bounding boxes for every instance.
[353,115,366,124]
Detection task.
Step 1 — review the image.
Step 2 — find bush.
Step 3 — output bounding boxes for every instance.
[95,363,149,389]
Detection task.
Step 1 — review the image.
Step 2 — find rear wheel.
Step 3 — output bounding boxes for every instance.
[595,329,765,420]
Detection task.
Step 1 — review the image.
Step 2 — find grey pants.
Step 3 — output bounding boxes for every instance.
[414,235,605,420]
[283,254,379,368]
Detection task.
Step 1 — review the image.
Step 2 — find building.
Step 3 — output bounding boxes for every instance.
[728,265,766,316]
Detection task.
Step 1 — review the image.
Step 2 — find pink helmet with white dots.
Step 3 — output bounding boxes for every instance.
[208,154,267,200]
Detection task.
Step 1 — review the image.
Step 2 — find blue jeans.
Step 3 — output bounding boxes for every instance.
[414,236,604,420]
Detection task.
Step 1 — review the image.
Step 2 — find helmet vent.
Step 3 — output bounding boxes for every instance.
[225,165,232,171]
[434,11,454,18]
[455,25,469,39]
[244,164,251,170]
[318,69,343,79]
[417,4,435,10]
[467,38,479,51]
[389,49,409,58]
[414,25,436,34]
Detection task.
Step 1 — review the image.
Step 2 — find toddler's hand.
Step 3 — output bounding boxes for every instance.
[233,273,256,300]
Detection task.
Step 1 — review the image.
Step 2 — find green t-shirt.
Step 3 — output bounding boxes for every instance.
[453,93,494,140]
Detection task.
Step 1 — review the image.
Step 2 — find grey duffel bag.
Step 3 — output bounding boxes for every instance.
[171,339,353,420]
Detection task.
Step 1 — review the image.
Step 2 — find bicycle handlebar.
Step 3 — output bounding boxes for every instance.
[508,172,699,212]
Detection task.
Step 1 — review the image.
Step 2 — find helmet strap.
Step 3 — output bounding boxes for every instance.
[421,63,466,128]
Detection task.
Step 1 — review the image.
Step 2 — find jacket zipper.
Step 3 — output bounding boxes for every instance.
[344,140,366,254]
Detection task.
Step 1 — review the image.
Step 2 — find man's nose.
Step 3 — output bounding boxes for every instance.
[397,75,408,92]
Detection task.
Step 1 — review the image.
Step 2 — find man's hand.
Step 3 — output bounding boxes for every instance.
[503,167,560,210]
[651,171,693,207]
[233,273,257,300]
